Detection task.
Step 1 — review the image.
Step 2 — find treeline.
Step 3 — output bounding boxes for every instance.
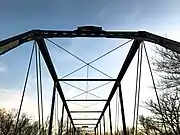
[0,108,85,135]
[0,108,49,135]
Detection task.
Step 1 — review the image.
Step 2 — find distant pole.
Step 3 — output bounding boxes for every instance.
[73,127,76,135]
[103,115,105,135]
[69,123,71,135]
[97,124,99,135]
[60,104,64,135]
[100,121,102,135]
[72,127,74,135]
[67,116,69,135]
[109,104,112,135]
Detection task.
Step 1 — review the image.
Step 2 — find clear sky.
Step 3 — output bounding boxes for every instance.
[0,0,180,131]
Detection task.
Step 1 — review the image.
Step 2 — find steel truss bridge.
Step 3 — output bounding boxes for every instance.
[1,26,180,135]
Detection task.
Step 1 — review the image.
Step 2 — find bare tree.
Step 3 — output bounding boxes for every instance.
[0,108,63,135]
[152,46,180,92]
[139,92,180,134]
[139,46,180,135]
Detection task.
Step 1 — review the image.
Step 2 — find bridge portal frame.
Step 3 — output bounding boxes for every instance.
[1,27,180,135]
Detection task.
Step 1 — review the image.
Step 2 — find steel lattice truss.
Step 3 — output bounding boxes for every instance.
[1,26,180,135]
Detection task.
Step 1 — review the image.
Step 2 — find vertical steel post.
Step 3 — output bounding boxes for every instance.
[73,127,76,135]
[70,123,71,135]
[109,104,112,135]
[67,116,69,135]
[119,83,127,135]
[94,127,96,135]
[103,115,105,135]
[60,104,65,135]
[100,125,101,135]
[48,82,57,135]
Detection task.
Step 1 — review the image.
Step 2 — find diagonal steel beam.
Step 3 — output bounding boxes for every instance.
[36,38,75,130]
[95,40,142,127]
[0,30,36,55]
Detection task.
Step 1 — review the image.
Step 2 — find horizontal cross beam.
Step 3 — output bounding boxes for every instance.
[74,124,96,125]
[76,126,95,128]
[70,111,102,113]
[66,99,107,102]
[73,118,99,120]
[58,79,116,81]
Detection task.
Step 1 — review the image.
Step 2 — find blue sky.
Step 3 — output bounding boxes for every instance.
[1,0,180,130]
[0,0,180,38]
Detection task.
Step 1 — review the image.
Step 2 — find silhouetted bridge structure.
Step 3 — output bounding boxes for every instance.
[1,26,180,135]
